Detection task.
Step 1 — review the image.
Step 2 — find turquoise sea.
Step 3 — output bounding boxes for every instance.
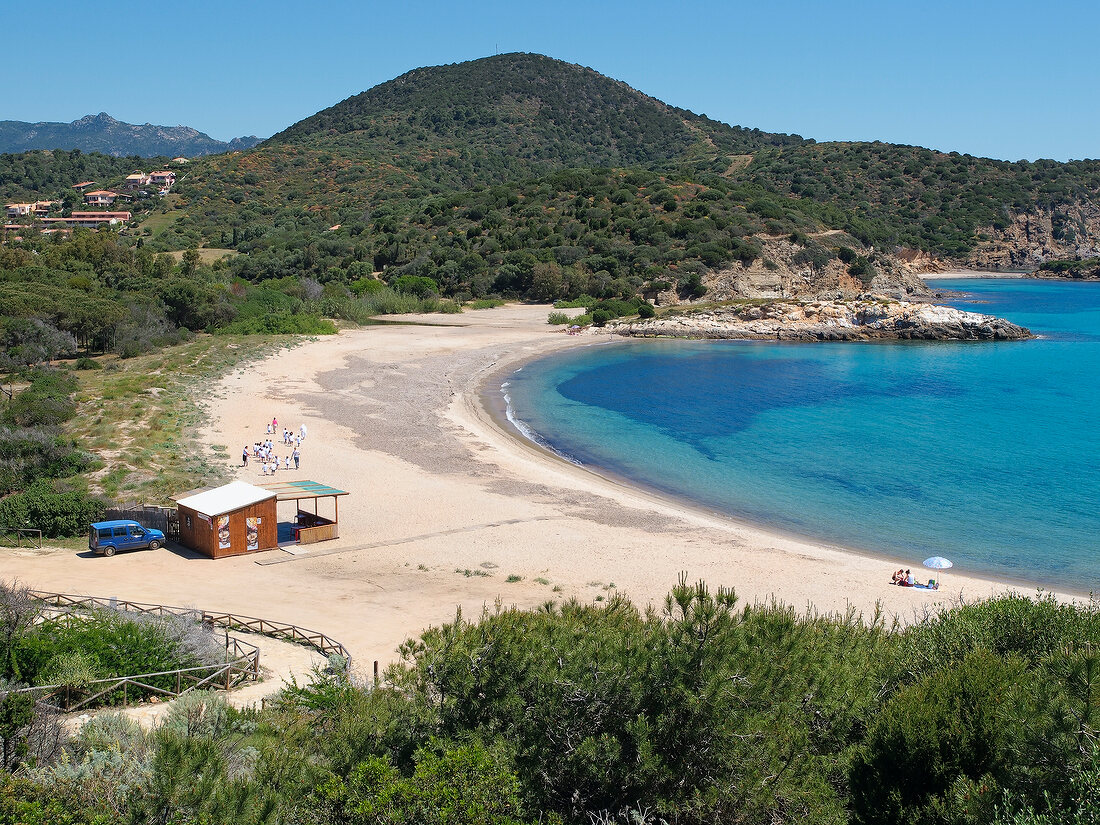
[502,279,1100,592]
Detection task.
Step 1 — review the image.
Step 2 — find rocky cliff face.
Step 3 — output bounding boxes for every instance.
[969,201,1100,269]
[597,299,1032,342]
[662,235,934,306]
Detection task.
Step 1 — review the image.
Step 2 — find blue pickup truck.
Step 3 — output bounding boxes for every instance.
[89,520,165,556]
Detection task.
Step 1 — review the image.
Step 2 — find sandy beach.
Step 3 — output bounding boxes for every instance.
[1,304,1071,679]
[921,269,1029,280]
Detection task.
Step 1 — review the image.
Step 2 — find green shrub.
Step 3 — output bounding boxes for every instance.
[0,481,105,537]
[591,310,611,327]
[849,649,1039,825]
[215,312,337,335]
[547,312,571,325]
[637,303,656,319]
[73,357,101,371]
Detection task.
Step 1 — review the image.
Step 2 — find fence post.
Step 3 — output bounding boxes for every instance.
[373,660,379,687]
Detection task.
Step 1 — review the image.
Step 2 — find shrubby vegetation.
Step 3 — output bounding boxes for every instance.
[0,582,222,701]
[2,582,1097,824]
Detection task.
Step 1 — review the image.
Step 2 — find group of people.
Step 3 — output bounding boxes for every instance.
[241,416,308,476]
[891,568,938,589]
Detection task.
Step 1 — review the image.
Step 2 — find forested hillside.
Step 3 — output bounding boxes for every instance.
[4,52,1099,313]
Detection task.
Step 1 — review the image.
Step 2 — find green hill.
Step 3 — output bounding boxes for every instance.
[266,52,805,185]
[4,52,1099,312]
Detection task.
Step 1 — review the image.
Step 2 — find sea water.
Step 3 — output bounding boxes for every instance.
[503,279,1100,592]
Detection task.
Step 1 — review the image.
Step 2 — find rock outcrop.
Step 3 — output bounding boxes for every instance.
[665,234,935,307]
[969,202,1100,269]
[595,300,1032,342]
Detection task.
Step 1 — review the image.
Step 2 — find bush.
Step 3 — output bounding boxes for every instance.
[391,275,439,298]
[0,428,91,494]
[591,310,611,327]
[0,481,105,538]
[547,312,571,325]
[3,370,78,429]
[9,607,222,702]
[850,649,1040,825]
[637,303,656,319]
[73,357,101,371]
[216,312,337,335]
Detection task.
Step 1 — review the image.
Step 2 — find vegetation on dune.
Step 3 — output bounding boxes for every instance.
[2,581,1098,823]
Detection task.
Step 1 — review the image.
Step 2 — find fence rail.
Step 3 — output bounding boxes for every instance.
[3,592,355,713]
[28,590,351,669]
[0,526,42,548]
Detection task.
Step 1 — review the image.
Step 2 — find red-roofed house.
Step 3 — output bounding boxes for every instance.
[83,190,119,206]
[72,181,96,190]
[5,203,36,218]
[41,211,131,228]
[149,170,176,188]
[123,172,150,191]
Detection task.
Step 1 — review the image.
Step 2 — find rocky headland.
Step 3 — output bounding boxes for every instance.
[593,299,1032,342]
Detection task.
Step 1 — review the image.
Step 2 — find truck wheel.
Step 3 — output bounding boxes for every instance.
[103,546,115,557]
[148,540,160,551]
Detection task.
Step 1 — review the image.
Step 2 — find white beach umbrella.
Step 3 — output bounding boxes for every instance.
[923,556,953,588]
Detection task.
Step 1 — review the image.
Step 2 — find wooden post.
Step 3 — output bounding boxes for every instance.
[176,671,181,695]
[373,660,379,687]
[123,681,127,706]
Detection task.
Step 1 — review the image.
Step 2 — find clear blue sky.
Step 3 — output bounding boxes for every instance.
[5,0,1098,162]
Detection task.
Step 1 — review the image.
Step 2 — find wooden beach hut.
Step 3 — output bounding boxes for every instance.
[174,481,278,559]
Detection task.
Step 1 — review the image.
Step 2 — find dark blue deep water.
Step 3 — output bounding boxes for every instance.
[503,280,1100,591]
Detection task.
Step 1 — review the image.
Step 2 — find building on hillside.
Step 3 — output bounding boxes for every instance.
[83,190,118,206]
[123,172,150,190]
[5,203,35,218]
[172,157,189,164]
[72,181,96,190]
[41,211,132,228]
[32,201,59,216]
[174,481,278,559]
[149,170,175,188]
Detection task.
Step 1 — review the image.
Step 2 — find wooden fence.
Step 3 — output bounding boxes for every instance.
[29,590,351,669]
[103,505,179,540]
[1,591,352,713]
[0,526,42,548]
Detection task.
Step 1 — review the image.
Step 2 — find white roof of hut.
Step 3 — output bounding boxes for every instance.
[174,480,275,517]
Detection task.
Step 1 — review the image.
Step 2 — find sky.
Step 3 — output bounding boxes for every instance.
[4,0,1098,162]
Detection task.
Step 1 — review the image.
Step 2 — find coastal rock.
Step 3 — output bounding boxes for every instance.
[969,202,1100,269]
[595,299,1032,342]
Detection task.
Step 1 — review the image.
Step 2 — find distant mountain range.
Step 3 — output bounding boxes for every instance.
[0,113,261,157]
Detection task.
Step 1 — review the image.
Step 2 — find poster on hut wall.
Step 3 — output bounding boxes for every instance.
[217,515,230,550]
[246,517,259,551]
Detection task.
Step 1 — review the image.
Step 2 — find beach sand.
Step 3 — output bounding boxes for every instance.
[1,304,1070,679]
[921,269,1028,280]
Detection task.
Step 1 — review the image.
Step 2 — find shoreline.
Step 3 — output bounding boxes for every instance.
[920,269,1029,280]
[477,337,1092,603]
[2,304,1084,674]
